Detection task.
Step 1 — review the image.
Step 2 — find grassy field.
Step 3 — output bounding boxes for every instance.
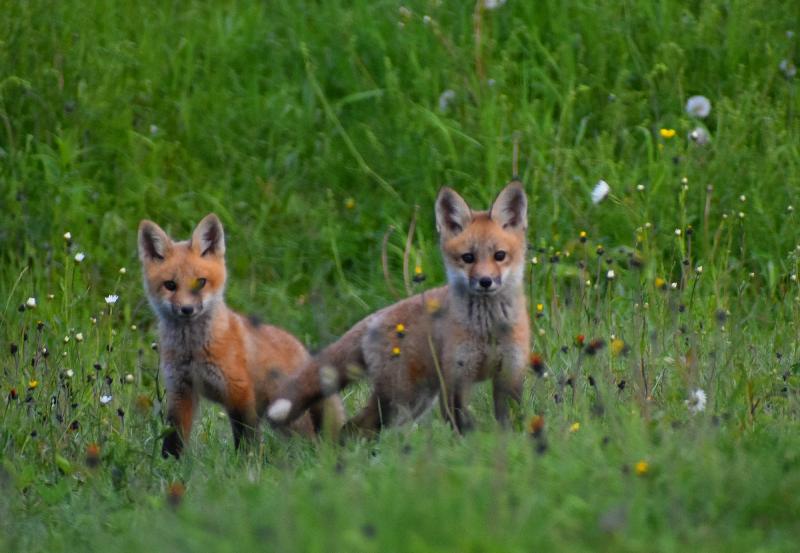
[2,0,800,551]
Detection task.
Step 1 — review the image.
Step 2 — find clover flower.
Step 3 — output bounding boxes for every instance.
[685,95,711,118]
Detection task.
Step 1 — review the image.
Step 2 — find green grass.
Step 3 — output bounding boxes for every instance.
[2,0,800,551]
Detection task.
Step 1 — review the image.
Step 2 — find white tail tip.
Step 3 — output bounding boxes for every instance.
[268,399,292,422]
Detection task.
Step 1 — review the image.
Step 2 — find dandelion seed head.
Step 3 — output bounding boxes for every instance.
[685,95,712,118]
[689,127,710,145]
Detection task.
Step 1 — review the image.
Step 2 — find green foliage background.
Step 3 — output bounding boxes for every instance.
[1,1,799,552]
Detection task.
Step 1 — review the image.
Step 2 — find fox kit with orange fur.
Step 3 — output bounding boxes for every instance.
[268,182,529,433]
[138,214,343,458]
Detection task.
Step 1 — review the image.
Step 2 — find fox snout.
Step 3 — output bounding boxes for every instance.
[171,302,203,319]
[471,275,501,293]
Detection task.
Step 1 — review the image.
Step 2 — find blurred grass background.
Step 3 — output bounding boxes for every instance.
[2,1,800,551]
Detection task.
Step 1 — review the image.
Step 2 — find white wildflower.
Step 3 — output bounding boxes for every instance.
[591,180,611,204]
[606,269,616,280]
[65,369,74,378]
[685,95,711,118]
[438,89,456,113]
[484,0,507,9]
[125,373,135,383]
[104,294,119,305]
[685,389,707,414]
[74,252,85,263]
[75,332,84,342]
[100,395,113,405]
[636,184,645,191]
[149,124,159,136]
[119,267,127,275]
[25,297,37,309]
[63,231,72,241]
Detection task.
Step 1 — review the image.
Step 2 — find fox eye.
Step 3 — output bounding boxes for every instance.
[494,251,507,261]
[461,253,475,264]
[195,278,207,290]
[163,280,177,291]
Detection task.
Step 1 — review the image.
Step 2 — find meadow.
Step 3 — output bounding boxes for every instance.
[2,0,800,551]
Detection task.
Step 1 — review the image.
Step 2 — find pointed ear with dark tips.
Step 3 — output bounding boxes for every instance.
[490,181,528,231]
[435,187,472,237]
[191,213,225,257]
[138,220,171,262]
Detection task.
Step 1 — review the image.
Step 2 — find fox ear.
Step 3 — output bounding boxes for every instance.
[191,213,225,257]
[490,181,527,231]
[435,187,472,237]
[138,220,171,262]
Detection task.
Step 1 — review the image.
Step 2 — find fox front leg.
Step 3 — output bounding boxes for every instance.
[162,387,198,459]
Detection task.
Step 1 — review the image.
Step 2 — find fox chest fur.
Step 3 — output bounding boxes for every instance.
[159,318,228,404]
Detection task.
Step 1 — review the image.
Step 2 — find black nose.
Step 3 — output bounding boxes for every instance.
[479,277,493,289]
[180,306,195,316]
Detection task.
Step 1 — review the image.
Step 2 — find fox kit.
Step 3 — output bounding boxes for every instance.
[138,214,343,458]
[268,182,529,433]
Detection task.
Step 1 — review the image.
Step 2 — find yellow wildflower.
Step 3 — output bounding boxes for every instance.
[391,347,401,357]
[611,338,626,356]
[536,303,544,313]
[655,277,666,290]
[569,421,580,433]
[344,197,356,210]
[28,379,39,390]
[659,128,676,139]
[635,460,649,476]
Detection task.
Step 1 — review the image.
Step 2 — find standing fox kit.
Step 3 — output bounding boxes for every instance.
[269,182,530,433]
[138,214,342,458]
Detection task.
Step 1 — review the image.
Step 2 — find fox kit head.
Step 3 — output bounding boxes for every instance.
[435,182,528,296]
[138,214,227,322]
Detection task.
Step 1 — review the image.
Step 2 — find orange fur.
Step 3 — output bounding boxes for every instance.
[269,182,530,434]
[139,214,343,458]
